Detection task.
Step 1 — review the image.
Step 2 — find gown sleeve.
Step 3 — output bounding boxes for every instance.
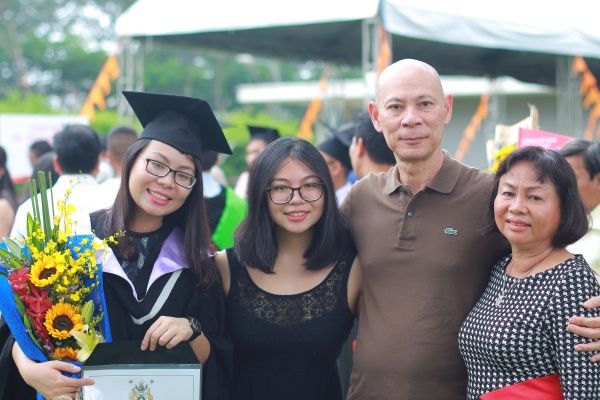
[185,278,233,400]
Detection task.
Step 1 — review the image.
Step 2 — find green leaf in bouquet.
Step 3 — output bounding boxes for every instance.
[22,316,45,354]
[48,171,55,221]
[0,244,24,270]
[14,292,25,315]
[3,237,24,259]
[90,308,104,329]
[28,180,40,237]
[81,300,94,325]
[26,205,43,252]
[52,223,60,240]
[26,213,35,239]
[37,171,53,242]
[13,294,46,354]
[26,214,43,252]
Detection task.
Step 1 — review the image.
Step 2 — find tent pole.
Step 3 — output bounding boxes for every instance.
[362,17,380,108]
[556,55,584,137]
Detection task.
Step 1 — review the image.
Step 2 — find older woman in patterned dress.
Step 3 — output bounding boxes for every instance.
[459,146,600,399]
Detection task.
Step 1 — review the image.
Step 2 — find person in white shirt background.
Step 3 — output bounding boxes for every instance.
[27,140,53,169]
[348,111,396,180]
[9,124,103,239]
[559,139,600,273]
[86,125,139,212]
[95,136,114,184]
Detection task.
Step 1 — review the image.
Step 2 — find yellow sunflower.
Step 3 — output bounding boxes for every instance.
[53,346,79,361]
[29,253,67,287]
[44,303,84,340]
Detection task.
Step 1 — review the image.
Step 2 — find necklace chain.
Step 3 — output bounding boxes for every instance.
[495,259,539,307]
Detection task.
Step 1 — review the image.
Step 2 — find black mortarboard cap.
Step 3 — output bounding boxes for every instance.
[247,125,280,143]
[318,121,355,171]
[122,91,232,159]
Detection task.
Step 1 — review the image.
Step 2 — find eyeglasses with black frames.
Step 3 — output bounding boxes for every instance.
[138,153,197,189]
[265,183,325,204]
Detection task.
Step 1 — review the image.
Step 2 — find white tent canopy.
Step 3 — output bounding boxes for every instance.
[115,0,600,85]
[116,0,379,36]
[382,0,600,59]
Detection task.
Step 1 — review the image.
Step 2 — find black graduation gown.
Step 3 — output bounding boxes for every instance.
[102,272,232,400]
[92,212,233,400]
[0,315,37,400]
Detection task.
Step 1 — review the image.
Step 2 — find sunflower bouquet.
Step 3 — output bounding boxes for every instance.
[0,172,116,369]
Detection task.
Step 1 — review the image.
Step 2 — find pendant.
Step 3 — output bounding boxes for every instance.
[495,294,504,306]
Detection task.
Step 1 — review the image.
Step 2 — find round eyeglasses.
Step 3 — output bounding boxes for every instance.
[138,153,196,189]
[265,183,325,204]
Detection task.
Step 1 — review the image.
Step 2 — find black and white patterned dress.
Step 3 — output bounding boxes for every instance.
[459,254,600,399]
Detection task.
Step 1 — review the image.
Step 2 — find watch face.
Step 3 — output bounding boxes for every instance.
[189,317,201,333]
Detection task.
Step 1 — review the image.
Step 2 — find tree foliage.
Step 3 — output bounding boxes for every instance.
[0,0,135,106]
[1,0,363,182]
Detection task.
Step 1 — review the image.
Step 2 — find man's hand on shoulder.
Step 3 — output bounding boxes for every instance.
[568,295,600,362]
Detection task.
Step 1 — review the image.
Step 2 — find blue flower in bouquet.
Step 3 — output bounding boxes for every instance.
[0,172,119,363]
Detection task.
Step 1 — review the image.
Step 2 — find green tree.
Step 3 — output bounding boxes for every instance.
[0,0,135,106]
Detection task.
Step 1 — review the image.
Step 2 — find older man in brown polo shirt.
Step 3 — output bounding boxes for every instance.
[340,59,600,400]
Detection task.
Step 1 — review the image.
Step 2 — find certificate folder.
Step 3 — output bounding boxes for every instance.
[81,341,202,400]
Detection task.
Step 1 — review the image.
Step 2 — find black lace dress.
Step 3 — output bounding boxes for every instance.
[226,248,356,400]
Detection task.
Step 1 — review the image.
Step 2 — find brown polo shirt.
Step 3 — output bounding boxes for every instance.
[342,151,509,400]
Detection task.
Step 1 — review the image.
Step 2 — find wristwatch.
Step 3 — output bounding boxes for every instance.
[186,316,202,341]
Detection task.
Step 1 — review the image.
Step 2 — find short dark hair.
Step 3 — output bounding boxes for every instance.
[107,125,139,163]
[32,152,59,185]
[29,140,53,158]
[482,146,589,248]
[94,139,218,289]
[0,146,16,209]
[20,152,60,205]
[234,137,348,273]
[354,111,396,165]
[53,125,102,174]
[558,139,600,180]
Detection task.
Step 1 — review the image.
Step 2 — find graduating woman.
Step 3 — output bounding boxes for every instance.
[8,91,233,400]
[215,137,362,400]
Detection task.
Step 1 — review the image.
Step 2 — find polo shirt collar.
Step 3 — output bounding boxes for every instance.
[385,150,461,195]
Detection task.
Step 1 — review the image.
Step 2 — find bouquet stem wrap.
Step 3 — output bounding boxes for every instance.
[0,235,112,400]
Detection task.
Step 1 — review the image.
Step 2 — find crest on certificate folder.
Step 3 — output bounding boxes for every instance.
[129,380,153,400]
[82,341,201,400]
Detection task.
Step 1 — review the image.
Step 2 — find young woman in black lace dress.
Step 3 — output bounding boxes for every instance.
[215,137,362,400]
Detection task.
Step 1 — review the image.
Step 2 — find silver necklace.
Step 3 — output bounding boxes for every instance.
[495,260,539,307]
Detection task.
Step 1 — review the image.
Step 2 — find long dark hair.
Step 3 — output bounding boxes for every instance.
[234,137,348,273]
[0,146,17,211]
[95,139,218,289]
[482,146,589,248]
